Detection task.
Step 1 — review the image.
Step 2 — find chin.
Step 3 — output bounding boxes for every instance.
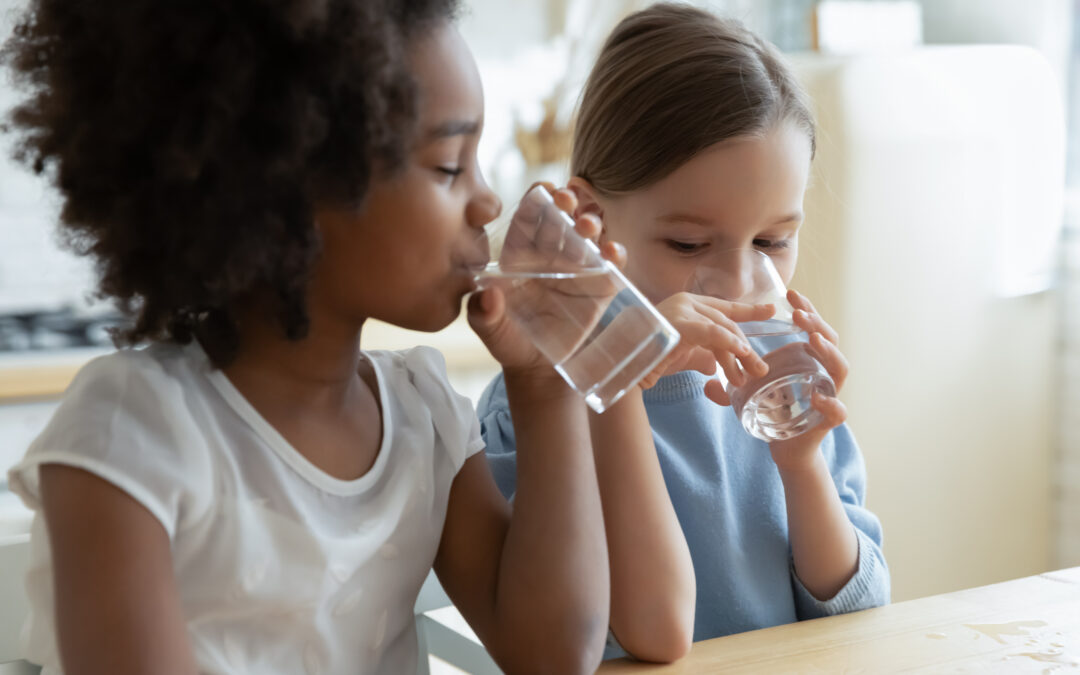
[400,301,462,333]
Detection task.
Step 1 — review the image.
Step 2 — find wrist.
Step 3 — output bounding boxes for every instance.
[587,383,644,420]
[772,446,827,480]
[503,368,578,405]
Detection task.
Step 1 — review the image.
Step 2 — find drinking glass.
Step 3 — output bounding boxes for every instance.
[471,186,679,413]
[689,248,835,441]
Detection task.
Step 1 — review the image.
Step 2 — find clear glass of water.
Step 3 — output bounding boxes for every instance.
[689,249,835,441]
[470,185,679,413]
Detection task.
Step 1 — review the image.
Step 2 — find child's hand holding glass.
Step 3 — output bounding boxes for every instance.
[637,292,775,405]
[686,249,844,450]
[468,183,677,413]
[466,183,622,372]
[766,288,850,469]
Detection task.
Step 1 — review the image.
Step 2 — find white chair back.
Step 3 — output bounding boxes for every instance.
[0,533,31,664]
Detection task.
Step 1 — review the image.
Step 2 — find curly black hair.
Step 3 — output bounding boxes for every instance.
[2,0,460,366]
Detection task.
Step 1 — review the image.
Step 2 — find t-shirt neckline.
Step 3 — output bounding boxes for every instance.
[190,341,394,496]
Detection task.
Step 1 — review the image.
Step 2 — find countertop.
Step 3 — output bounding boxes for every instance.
[0,317,495,403]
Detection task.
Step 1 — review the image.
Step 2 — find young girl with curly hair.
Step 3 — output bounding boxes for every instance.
[4,1,613,672]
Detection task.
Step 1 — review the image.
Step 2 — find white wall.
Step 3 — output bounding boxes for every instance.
[0,0,97,314]
[792,46,1062,601]
[916,0,1080,575]
[921,0,1073,94]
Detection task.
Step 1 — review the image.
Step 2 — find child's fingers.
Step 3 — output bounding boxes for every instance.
[600,239,627,269]
[793,308,839,346]
[717,350,745,387]
[695,295,776,324]
[676,320,752,365]
[643,348,691,388]
[551,187,579,217]
[704,377,731,406]
[682,347,719,377]
[698,327,758,386]
[689,299,769,377]
[807,332,849,390]
[572,212,602,241]
[787,288,815,312]
[560,212,604,266]
[466,287,505,336]
[788,290,840,342]
[811,392,847,429]
[528,180,557,193]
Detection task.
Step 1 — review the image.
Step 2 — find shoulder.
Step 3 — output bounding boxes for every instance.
[51,342,199,431]
[11,342,216,536]
[366,345,460,406]
[366,346,482,468]
[23,341,218,476]
[73,342,187,390]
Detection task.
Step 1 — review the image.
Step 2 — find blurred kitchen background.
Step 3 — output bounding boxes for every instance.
[0,0,1078,614]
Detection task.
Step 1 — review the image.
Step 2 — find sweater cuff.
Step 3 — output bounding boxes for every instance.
[602,627,629,661]
[791,528,881,619]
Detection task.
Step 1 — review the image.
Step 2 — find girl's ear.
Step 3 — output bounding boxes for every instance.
[567,176,604,224]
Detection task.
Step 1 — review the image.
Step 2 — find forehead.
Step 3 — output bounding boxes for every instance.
[641,123,812,220]
[408,25,484,127]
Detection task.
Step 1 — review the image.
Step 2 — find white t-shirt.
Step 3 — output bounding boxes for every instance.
[8,341,484,675]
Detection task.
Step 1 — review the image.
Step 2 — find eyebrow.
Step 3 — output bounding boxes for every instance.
[658,212,714,226]
[425,119,481,140]
[657,211,804,227]
[771,212,804,226]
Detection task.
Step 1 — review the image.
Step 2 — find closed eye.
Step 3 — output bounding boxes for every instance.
[437,167,464,177]
[665,240,707,254]
[753,238,791,250]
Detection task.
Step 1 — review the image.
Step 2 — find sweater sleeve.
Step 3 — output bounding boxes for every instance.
[790,423,891,618]
[476,372,519,500]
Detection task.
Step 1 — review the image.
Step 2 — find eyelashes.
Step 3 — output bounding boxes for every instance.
[663,239,792,255]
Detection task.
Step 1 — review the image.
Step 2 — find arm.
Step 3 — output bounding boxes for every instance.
[777,454,860,599]
[585,291,779,661]
[38,464,197,675]
[772,289,887,604]
[433,371,609,674]
[583,292,779,661]
[786,424,890,616]
[587,388,695,663]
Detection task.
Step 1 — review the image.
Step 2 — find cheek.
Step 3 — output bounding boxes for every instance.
[773,249,799,286]
[622,249,690,304]
[602,215,687,301]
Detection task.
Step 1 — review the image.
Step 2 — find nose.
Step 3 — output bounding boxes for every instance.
[466,174,502,230]
[692,251,755,301]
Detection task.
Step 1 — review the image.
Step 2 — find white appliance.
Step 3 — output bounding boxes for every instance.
[789,46,1064,601]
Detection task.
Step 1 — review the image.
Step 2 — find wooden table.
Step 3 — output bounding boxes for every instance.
[598,567,1080,674]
